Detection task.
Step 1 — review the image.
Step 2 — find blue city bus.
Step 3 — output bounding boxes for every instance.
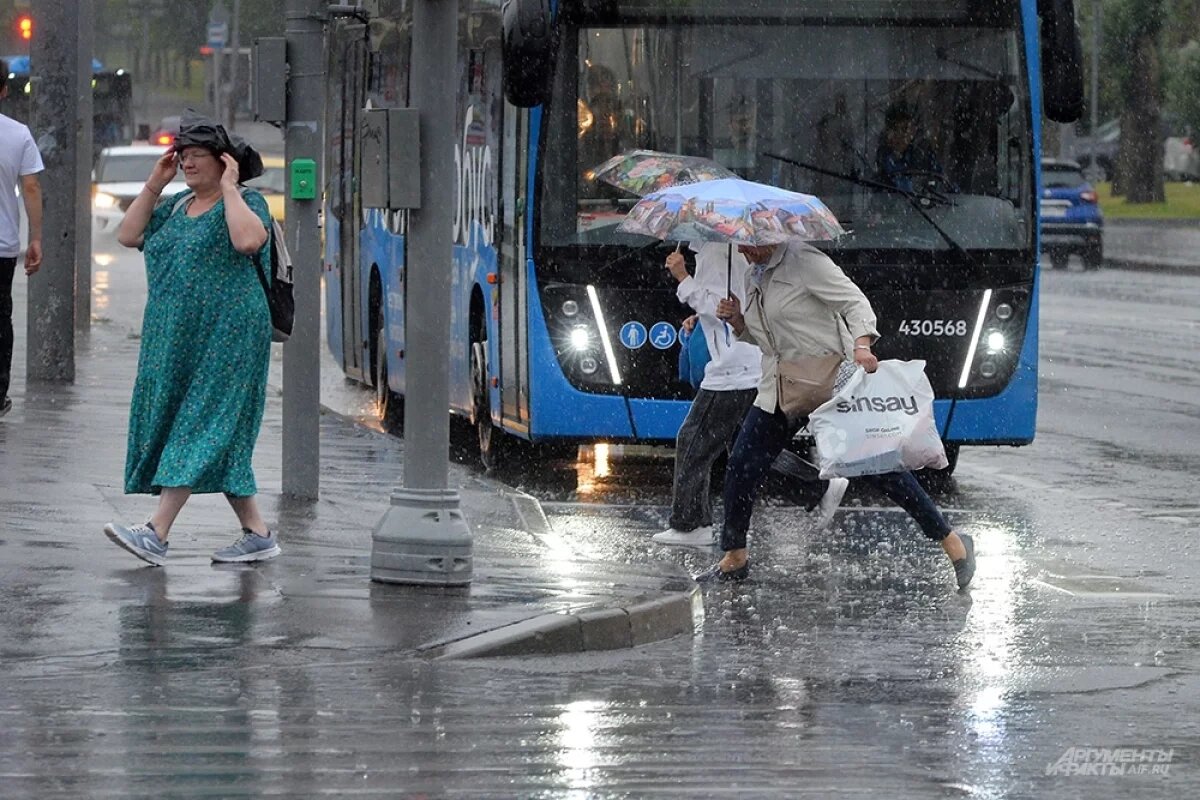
[323,0,1081,474]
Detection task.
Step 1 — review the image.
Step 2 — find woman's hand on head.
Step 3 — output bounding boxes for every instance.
[149,148,178,191]
[219,153,240,192]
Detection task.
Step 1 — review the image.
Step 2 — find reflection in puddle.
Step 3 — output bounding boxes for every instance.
[575,443,611,496]
[556,699,605,794]
[93,269,109,311]
[959,523,1022,773]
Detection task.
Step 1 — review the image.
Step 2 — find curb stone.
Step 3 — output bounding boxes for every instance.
[1103,256,1200,276]
[421,587,704,660]
[297,392,707,659]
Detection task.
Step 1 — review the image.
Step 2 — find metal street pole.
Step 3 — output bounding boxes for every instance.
[74,0,94,332]
[210,1,229,120]
[28,0,93,381]
[1091,0,1101,139]
[227,0,241,131]
[371,0,472,586]
[213,45,224,119]
[281,0,323,498]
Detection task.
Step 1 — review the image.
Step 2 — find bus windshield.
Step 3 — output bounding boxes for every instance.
[540,9,1032,254]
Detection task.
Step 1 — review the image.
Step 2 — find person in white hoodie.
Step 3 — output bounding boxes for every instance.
[653,242,848,548]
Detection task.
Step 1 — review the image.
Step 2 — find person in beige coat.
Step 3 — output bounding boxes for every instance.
[697,240,975,589]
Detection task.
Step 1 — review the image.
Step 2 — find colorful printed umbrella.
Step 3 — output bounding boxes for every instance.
[588,150,737,197]
[617,177,844,245]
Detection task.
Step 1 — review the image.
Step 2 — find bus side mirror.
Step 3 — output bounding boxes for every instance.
[1038,0,1084,123]
[502,0,558,108]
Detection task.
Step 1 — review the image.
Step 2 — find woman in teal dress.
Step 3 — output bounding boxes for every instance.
[103,114,281,566]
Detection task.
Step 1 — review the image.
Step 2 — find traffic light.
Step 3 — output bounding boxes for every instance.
[17,14,32,41]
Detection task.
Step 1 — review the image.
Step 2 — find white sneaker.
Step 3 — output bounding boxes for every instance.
[652,525,715,549]
[812,478,849,530]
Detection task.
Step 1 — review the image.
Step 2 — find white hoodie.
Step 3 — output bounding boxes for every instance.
[675,242,762,392]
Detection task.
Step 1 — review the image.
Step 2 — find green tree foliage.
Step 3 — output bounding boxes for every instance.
[93,0,285,83]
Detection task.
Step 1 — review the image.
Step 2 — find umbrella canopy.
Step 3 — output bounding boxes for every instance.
[588,149,737,197]
[617,177,844,246]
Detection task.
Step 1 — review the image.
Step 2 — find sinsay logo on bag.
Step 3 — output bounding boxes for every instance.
[834,395,920,415]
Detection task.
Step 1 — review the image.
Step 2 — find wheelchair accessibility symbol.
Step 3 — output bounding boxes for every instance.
[649,321,677,350]
[619,321,647,350]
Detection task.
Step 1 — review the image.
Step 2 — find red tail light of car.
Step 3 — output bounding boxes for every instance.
[154,133,175,146]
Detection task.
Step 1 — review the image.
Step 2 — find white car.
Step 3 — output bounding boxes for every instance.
[92,145,186,239]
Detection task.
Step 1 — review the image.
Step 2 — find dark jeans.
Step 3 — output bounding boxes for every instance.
[0,257,15,400]
[719,405,952,551]
[669,388,758,530]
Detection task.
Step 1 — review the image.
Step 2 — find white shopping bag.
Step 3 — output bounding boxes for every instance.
[809,359,948,479]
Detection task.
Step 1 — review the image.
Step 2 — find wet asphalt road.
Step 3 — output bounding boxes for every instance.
[5,240,1196,797]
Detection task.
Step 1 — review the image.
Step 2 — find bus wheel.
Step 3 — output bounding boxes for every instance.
[472,340,501,470]
[376,327,403,434]
[916,443,959,495]
[472,338,531,472]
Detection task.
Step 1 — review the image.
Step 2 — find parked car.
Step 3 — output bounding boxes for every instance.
[243,155,286,220]
[94,148,284,244]
[1163,130,1199,182]
[1070,116,1200,182]
[91,145,187,239]
[149,115,180,148]
[1040,159,1103,270]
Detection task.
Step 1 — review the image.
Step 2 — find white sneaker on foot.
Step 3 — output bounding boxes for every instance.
[812,478,849,530]
[652,525,715,549]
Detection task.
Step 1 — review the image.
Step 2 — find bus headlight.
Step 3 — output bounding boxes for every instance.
[570,326,591,351]
[93,192,118,210]
[985,331,1006,354]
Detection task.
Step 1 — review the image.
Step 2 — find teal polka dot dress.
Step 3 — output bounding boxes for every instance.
[124,189,272,497]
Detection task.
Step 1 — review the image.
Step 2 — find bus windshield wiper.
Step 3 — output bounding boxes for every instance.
[764,152,976,262]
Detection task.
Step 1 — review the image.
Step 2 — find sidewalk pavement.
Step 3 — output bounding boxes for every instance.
[0,273,700,664]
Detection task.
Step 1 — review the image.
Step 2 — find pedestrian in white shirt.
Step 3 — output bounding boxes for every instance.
[0,59,45,418]
[653,242,847,548]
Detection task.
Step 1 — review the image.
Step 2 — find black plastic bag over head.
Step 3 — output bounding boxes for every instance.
[173,108,264,181]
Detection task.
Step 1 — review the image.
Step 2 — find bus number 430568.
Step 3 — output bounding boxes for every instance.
[897,320,969,336]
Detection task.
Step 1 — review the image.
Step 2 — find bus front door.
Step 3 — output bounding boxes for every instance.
[326,18,369,380]
[498,103,531,433]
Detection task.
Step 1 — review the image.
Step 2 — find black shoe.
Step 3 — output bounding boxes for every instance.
[953,533,975,589]
[0,397,10,418]
[694,560,750,583]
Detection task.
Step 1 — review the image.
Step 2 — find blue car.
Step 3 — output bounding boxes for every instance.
[1040,159,1104,270]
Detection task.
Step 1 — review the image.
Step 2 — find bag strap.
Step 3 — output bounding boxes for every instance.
[749,270,781,358]
[169,190,193,217]
[236,188,276,292]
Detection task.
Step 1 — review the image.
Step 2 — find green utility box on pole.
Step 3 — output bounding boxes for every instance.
[290,158,317,200]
